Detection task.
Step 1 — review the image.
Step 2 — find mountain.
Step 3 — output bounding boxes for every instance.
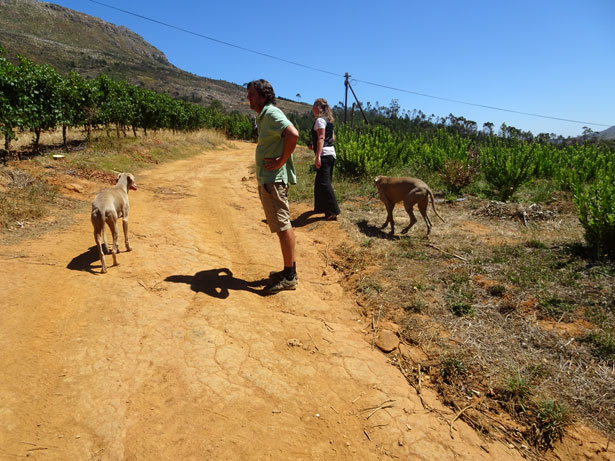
[0,0,308,115]
[594,125,615,141]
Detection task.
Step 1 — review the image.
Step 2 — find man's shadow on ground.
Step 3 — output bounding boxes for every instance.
[67,245,101,274]
[261,210,329,229]
[292,210,328,228]
[165,268,270,299]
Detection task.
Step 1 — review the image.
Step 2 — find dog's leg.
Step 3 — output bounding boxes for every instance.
[94,226,107,273]
[417,195,432,235]
[378,193,396,234]
[401,203,418,234]
[107,216,119,267]
[102,228,108,254]
[380,193,395,235]
[384,201,396,234]
[401,188,423,234]
[122,218,131,252]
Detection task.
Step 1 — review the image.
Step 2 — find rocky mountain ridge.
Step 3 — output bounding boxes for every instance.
[0,0,308,115]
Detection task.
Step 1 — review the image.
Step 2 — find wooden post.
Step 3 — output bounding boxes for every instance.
[346,78,369,125]
[344,72,349,123]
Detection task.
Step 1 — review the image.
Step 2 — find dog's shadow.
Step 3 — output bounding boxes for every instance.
[165,268,269,299]
[356,219,400,240]
[67,246,102,273]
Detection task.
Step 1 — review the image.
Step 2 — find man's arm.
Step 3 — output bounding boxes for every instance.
[264,124,299,171]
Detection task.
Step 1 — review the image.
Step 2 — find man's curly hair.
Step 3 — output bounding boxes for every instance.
[247,79,276,106]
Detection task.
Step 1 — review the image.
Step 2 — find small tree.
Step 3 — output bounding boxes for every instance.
[481,140,536,201]
[574,171,615,259]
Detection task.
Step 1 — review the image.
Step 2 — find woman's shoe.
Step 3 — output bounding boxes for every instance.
[325,214,338,221]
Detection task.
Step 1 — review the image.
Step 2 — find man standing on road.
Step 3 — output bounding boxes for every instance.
[247,79,299,294]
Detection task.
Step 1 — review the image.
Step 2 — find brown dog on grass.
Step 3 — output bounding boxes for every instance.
[374,175,444,235]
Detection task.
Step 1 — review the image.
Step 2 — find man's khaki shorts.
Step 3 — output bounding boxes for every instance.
[258,183,292,233]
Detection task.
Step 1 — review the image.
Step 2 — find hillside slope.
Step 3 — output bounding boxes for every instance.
[0,0,309,115]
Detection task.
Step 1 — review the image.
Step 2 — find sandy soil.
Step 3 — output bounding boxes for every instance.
[0,142,540,459]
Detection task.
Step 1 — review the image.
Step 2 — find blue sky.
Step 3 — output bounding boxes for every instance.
[45,0,613,137]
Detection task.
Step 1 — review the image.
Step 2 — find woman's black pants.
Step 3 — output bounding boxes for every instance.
[314,155,340,217]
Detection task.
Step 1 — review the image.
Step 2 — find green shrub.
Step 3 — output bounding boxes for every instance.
[574,170,615,259]
[440,147,479,194]
[503,371,532,413]
[450,301,476,317]
[439,354,467,384]
[531,399,570,450]
[480,140,536,201]
[584,330,615,362]
[488,284,506,297]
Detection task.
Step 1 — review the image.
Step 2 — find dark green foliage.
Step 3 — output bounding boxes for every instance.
[488,284,506,297]
[584,330,615,362]
[439,354,467,384]
[574,169,615,259]
[480,139,537,201]
[538,297,576,321]
[501,371,532,414]
[531,400,570,450]
[0,50,255,152]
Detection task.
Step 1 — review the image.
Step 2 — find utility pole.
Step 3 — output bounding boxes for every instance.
[344,73,349,123]
[344,73,369,125]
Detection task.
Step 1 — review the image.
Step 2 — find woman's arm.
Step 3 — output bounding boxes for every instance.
[314,127,325,169]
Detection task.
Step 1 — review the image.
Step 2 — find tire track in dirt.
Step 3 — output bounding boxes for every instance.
[0,142,523,460]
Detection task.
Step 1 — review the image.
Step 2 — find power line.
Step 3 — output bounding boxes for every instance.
[87,0,610,128]
[352,78,611,127]
[86,0,339,78]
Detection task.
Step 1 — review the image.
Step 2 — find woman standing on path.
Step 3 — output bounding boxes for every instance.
[309,98,340,220]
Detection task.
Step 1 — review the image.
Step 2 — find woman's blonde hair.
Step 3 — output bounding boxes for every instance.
[313,98,334,123]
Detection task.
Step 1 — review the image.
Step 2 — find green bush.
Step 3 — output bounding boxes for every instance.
[439,354,467,384]
[574,170,615,259]
[584,330,615,361]
[531,399,570,450]
[480,140,536,201]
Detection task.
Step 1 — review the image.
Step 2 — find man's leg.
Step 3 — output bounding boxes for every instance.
[277,227,295,268]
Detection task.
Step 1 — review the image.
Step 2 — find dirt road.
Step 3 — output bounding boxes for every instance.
[0,143,523,460]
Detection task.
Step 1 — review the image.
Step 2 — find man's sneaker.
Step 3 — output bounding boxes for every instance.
[269,269,298,281]
[263,275,298,294]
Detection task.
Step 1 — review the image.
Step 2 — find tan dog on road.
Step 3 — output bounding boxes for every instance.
[374,175,444,235]
[91,173,137,273]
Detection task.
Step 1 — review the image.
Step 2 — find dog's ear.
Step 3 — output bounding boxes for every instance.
[128,174,137,191]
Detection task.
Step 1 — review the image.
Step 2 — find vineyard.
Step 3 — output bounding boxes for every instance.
[0,48,254,153]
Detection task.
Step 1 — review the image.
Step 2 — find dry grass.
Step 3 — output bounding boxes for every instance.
[1,127,230,234]
[332,191,615,455]
[0,168,64,229]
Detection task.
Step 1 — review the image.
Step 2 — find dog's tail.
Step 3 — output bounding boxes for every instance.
[428,189,445,222]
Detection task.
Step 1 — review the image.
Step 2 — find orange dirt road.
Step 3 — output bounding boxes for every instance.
[0,142,524,460]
